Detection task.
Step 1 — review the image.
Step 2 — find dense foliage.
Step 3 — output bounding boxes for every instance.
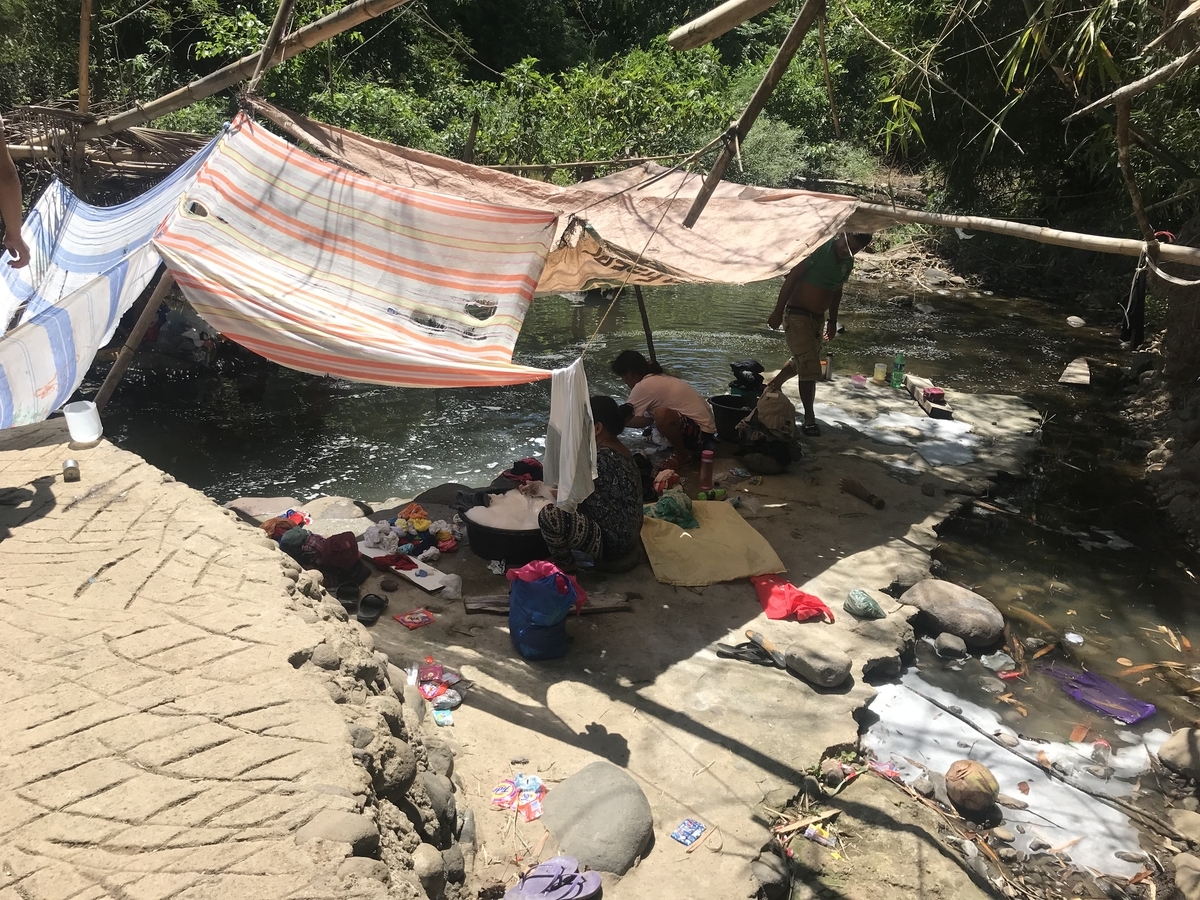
[3,0,1200,245]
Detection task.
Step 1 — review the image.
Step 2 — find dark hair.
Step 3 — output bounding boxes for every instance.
[610,349,663,378]
[849,232,873,249]
[590,395,627,436]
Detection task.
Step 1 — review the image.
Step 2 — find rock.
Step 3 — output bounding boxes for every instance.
[945,760,999,812]
[442,844,466,883]
[1029,838,1050,852]
[419,772,457,836]
[1067,315,1086,328]
[783,636,852,688]
[424,737,455,777]
[380,577,401,592]
[412,842,446,899]
[998,847,1020,863]
[459,808,476,849]
[996,793,1027,810]
[1116,850,1149,863]
[373,737,418,800]
[913,776,934,798]
[403,684,427,721]
[370,694,405,738]
[923,267,952,285]
[295,810,379,856]
[307,495,367,519]
[224,496,298,525]
[992,826,1015,843]
[819,758,845,787]
[751,852,790,900]
[900,580,1004,648]
[1171,809,1200,844]
[973,675,1006,694]
[326,682,347,704]
[927,771,953,809]
[1160,728,1200,779]
[935,632,969,659]
[994,732,1019,748]
[348,725,375,749]
[1186,796,1200,812]
[1178,853,1200,900]
[540,761,654,875]
[348,652,382,685]
[802,774,824,798]
[337,857,389,882]
[311,643,341,670]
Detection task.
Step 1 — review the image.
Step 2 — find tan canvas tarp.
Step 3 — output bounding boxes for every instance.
[249,99,860,295]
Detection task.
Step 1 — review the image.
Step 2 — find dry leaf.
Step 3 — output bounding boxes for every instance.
[1161,625,1183,653]
[1067,609,1077,615]
[1036,750,1051,771]
[1070,724,1090,742]
[1129,868,1151,885]
[1031,644,1057,660]
[1017,781,1030,795]
[1120,664,1158,675]
[1137,677,1150,685]
[1015,705,1028,717]
[1116,657,1133,667]
[1185,634,1193,651]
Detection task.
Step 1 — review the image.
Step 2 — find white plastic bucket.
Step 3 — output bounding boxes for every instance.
[63,400,103,443]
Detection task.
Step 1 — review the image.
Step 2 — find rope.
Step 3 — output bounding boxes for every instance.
[1145,252,1200,286]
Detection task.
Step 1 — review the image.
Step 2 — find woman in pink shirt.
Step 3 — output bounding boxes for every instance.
[611,350,717,472]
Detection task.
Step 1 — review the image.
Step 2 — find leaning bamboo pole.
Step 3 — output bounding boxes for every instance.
[668,0,782,51]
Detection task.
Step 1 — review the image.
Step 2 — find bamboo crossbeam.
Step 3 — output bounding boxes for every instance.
[1065,43,1200,121]
[668,0,782,51]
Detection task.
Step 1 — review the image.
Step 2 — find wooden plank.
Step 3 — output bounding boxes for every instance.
[359,542,447,592]
[1059,357,1091,385]
[465,593,634,615]
[902,374,954,420]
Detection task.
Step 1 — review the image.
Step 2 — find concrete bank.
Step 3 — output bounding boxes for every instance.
[286,378,1042,900]
[0,420,467,900]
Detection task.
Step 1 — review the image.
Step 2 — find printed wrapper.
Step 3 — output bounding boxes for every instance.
[670,818,706,846]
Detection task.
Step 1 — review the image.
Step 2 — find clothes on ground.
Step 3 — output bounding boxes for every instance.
[363,510,461,557]
[538,446,642,565]
[501,457,544,485]
[627,374,718,435]
[643,486,698,529]
[784,308,825,381]
[751,574,834,623]
[641,499,786,586]
[800,237,855,290]
[544,358,597,511]
[736,388,798,470]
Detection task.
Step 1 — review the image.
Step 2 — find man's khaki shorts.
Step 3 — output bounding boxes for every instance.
[785,309,825,381]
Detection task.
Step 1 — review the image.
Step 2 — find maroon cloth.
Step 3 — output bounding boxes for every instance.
[375,554,418,571]
[322,531,360,570]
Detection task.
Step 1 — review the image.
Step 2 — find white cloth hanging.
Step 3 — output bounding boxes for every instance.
[544,358,596,511]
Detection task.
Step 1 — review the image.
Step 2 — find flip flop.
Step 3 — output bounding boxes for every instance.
[504,858,580,899]
[801,422,821,437]
[335,581,359,612]
[534,870,601,900]
[356,593,388,626]
[716,641,781,667]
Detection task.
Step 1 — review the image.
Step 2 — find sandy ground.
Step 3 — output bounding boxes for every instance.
[308,378,1043,899]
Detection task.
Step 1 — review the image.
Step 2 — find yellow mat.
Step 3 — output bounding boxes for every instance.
[640,500,786,586]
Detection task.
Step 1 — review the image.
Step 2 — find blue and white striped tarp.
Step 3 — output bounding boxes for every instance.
[0,136,218,428]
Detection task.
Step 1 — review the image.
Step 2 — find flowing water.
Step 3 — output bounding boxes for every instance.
[88,277,1200,743]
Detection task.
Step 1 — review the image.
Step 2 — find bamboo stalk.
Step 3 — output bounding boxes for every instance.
[247,0,299,95]
[78,0,92,113]
[1065,43,1200,122]
[668,0,782,51]
[818,15,840,138]
[1115,97,1158,246]
[634,285,657,364]
[94,270,175,411]
[683,0,825,228]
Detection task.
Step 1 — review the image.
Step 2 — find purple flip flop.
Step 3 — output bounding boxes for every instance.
[531,869,601,900]
[504,857,580,899]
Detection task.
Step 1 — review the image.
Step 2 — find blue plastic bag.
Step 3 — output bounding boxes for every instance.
[507,561,584,660]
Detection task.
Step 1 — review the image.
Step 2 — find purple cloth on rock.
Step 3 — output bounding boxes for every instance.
[1041,662,1156,725]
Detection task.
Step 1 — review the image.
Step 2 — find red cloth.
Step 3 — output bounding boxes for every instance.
[751,575,834,623]
[375,554,418,571]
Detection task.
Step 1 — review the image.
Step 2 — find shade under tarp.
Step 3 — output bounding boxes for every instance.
[247,99,861,295]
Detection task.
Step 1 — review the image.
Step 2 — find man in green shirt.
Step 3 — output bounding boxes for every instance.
[767,232,872,435]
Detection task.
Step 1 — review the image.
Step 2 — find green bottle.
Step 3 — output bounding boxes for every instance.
[890,351,906,388]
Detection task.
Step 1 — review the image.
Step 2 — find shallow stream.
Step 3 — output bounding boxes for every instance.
[89,276,1200,750]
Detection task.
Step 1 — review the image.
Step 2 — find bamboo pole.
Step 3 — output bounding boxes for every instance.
[668,0,782,51]
[70,0,411,142]
[463,109,479,164]
[247,0,300,95]
[1065,43,1200,121]
[817,15,840,138]
[682,0,824,228]
[94,270,175,411]
[849,201,1200,268]
[78,0,92,113]
[634,286,657,364]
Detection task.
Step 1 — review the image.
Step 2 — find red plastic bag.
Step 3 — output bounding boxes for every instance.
[506,560,588,613]
[751,575,834,623]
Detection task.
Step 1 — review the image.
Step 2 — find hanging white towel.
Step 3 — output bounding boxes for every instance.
[544,358,596,511]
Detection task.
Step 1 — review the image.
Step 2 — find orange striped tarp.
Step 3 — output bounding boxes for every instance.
[153,114,558,388]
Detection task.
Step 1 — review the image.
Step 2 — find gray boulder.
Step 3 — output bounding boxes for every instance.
[935,632,969,659]
[307,495,367,520]
[372,737,417,800]
[424,736,455,778]
[1178,853,1200,900]
[751,852,789,900]
[310,643,341,670]
[337,857,389,882]
[295,810,379,856]
[419,772,457,838]
[901,580,1004,648]
[1160,728,1200,780]
[1172,810,1200,845]
[224,496,298,525]
[412,842,446,898]
[442,844,466,884]
[540,761,653,875]
[783,635,852,688]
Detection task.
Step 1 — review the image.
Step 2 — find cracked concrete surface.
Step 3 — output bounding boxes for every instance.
[0,420,384,900]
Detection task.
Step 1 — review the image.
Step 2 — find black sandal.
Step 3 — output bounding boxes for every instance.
[716,641,782,667]
[801,422,821,437]
[357,593,388,626]
[336,581,360,612]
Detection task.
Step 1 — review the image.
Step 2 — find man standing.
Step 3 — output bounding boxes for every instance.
[1,122,30,268]
[766,232,871,435]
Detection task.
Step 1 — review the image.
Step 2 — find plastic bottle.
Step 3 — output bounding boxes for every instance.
[890,351,906,388]
[824,350,834,382]
[698,450,714,492]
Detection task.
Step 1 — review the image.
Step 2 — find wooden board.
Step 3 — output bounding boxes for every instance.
[902,374,954,420]
[358,542,448,593]
[465,593,634,615]
[1059,357,1091,385]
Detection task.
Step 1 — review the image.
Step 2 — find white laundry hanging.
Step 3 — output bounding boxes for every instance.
[543,358,596,511]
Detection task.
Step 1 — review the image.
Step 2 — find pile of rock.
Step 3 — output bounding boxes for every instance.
[280,549,471,899]
[900,578,1004,653]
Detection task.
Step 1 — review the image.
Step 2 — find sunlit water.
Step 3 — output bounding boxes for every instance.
[89,278,1200,745]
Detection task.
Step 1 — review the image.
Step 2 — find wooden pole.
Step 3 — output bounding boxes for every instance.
[849,202,1200,268]
[1115,97,1158,246]
[247,0,300,95]
[463,109,479,164]
[1065,43,1200,122]
[78,0,92,113]
[668,0,782,51]
[634,285,656,364]
[682,0,824,228]
[94,270,175,411]
[817,15,840,138]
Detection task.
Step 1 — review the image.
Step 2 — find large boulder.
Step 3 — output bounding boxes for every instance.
[1160,728,1200,780]
[1178,853,1200,900]
[783,634,852,688]
[900,580,1004,648]
[412,843,446,899]
[224,496,298,525]
[295,810,379,856]
[540,761,653,875]
[1171,810,1200,845]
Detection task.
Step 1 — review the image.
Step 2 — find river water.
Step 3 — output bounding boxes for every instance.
[90,277,1200,744]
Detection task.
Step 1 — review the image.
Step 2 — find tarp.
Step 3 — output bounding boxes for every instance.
[0,136,218,428]
[247,99,860,295]
[640,500,786,586]
[153,114,560,389]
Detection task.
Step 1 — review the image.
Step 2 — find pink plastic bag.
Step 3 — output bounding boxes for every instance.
[506,560,588,613]
[751,575,834,623]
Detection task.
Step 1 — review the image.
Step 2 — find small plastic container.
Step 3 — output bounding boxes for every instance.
[62,459,80,482]
[62,400,102,443]
[873,363,887,383]
[698,450,714,492]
